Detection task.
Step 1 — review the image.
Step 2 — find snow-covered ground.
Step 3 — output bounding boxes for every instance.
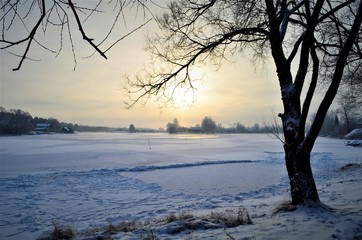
[0,133,361,239]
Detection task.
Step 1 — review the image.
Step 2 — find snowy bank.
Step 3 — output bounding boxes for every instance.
[344,128,362,140]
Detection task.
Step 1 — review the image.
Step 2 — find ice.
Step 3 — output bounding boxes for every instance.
[0,133,361,239]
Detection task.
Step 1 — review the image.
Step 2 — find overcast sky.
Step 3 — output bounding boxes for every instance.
[0,1,288,129]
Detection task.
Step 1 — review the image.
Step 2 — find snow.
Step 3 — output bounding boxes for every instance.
[344,128,362,141]
[0,133,361,239]
[281,83,295,99]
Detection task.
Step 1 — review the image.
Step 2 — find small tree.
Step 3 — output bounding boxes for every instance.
[166,118,179,134]
[201,116,217,133]
[235,123,247,133]
[337,91,362,132]
[129,124,136,133]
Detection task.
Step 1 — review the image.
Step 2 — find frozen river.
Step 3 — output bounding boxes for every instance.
[0,133,361,239]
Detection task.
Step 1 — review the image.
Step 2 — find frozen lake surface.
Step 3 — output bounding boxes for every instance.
[0,133,361,239]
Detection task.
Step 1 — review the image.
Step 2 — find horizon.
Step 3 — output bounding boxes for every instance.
[0,106,276,131]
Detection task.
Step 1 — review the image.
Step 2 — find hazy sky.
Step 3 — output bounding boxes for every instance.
[0,1,287,129]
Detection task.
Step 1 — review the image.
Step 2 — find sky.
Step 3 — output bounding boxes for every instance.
[0,1,286,129]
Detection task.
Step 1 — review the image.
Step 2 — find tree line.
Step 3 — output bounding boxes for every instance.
[1,106,359,137]
[0,107,111,135]
[166,116,278,134]
[166,111,361,136]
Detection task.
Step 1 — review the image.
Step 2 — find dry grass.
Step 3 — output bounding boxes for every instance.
[37,220,75,240]
[272,199,297,214]
[163,210,194,223]
[38,207,252,239]
[210,207,252,227]
[105,220,140,233]
[158,207,252,234]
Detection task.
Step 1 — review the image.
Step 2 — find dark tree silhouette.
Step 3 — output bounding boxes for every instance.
[0,108,33,135]
[166,118,180,134]
[337,66,362,132]
[201,116,217,133]
[129,124,136,133]
[126,0,362,205]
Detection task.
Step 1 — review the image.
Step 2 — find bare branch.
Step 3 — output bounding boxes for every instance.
[126,25,269,108]
[67,0,107,60]
[104,18,153,54]
[279,0,304,41]
[12,0,45,71]
[1,0,155,70]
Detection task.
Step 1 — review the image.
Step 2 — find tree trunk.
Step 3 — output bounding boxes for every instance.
[284,144,319,205]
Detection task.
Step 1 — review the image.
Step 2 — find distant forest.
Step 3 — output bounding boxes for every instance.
[0,107,113,135]
[1,107,358,137]
[0,107,281,136]
[165,114,360,138]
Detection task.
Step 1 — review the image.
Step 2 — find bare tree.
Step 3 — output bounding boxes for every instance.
[262,109,284,142]
[127,0,362,205]
[337,66,362,132]
[0,0,152,71]
[337,92,361,132]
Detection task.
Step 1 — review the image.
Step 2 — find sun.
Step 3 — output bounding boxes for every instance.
[172,86,196,109]
[170,68,204,109]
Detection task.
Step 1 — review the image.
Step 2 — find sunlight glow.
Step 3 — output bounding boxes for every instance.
[170,68,205,109]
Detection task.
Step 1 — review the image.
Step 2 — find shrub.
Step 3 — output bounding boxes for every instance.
[37,221,75,240]
[210,208,252,227]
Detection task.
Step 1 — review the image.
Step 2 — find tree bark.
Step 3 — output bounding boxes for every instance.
[284,144,319,205]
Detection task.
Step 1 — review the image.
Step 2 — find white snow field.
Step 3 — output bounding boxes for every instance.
[0,133,361,239]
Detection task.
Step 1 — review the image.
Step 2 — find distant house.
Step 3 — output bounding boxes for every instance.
[34,123,50,132]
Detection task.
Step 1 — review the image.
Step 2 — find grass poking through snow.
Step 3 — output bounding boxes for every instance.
[210,207,252,227]
[163,210,194,223]
[38,220,75,240]
[37,207,252,239]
